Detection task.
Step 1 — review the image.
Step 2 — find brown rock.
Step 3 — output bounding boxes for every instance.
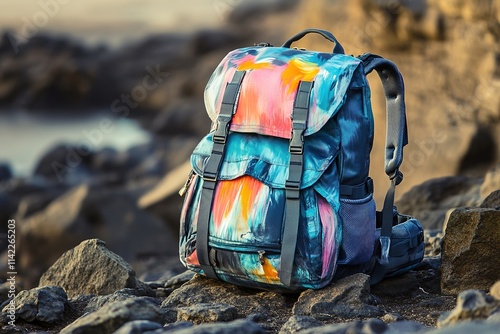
[481,190,500,208]
[39,239,138,298]
[481,164,500,200]
[441,208,500,295]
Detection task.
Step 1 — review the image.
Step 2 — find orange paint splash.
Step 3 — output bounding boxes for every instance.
[281,58,319,94]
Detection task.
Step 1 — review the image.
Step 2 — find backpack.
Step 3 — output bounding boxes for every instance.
[178,28,424,291]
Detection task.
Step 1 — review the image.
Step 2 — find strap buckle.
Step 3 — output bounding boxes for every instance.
[289,128,305,154]
[213,118,230,144]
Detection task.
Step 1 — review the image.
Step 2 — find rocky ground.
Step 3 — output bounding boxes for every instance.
[0,0,500,333]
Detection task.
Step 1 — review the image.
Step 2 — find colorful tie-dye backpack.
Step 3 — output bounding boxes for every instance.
[179,29,424,291]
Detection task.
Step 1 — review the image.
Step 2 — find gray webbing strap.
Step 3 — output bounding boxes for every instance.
[280,81,314,286]
[197,70,246,279]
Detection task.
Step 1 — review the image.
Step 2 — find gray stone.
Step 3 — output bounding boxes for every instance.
[491,281,500,300]
[437,290,500,327]
[481,190,500,209]
[164,271,196,289]
[297,319,387,334]
[60,297,163,334]
[278,315,323,334]
[113,320,163,334]
[177,303,238,324]
[293,273,383,319]
[385,321,429,334]
[162,275,287,321]
[84,292,159,314]
[39,239,138,298]
[441,208,500,295]
[0,286,67,324]
[429,321,500,334]
[153,318,265,334]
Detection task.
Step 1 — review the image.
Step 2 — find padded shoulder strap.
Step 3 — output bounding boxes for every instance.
[358,53,408,178]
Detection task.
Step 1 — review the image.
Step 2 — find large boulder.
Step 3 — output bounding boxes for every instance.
[19,184,176,287]
[441,208,500,295]
[39,239,140,298]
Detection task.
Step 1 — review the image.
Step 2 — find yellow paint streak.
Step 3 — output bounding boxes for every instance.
[281,58,319,94]
[237,59,273,71]
[251,257,279,282]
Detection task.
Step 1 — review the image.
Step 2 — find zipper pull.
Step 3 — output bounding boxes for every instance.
[258,250,266,265]
[178,170,194,197]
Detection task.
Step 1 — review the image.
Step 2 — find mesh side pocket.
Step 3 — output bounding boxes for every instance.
[338,194,376,265]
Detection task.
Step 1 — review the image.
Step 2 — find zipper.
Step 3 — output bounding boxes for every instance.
[178,169,195,196]
[209,243,280,255]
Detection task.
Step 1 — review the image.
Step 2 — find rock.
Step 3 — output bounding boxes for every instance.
[396,176,482,230]
[83,289,158,314]
[162,275,287,329]
[491,281,500,300]
[385,321,429,334]
[163,271,196,289]
[33,144,94,184]
[0,163,12,183]
[441,208,500,295]
[151,99,210,138]
[430,321,500,334]
[292,273,383,319]
[155,318,265,334]
[481,190,500,209]
[20,184,177,287]
[481,164,500,199]
[160,321,194,332]
[39,239,139,298]
[488,310,500,323]
[437,290,500,327]
[278,315,323,334]
[381,313,404,323]
[372,272,420,297]
[60,298,163,334]
[177,303,238,324]
[113,320,162,334]
[0,286,67,325]
[297,319,387,334]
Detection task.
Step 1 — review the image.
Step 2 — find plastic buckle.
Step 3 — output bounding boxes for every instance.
[213,119,229,144]
[289,128,304,154]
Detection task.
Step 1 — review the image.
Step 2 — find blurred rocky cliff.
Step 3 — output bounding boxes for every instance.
[0,0,499,289]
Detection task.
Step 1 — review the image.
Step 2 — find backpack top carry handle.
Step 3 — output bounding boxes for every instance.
[282,28,345,54]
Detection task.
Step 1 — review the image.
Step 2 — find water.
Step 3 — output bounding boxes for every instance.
[0,111,151,176]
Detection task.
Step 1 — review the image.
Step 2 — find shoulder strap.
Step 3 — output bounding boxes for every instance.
[358,53,407,284]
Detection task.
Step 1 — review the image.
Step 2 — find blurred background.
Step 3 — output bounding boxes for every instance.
[0,0,499,288]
